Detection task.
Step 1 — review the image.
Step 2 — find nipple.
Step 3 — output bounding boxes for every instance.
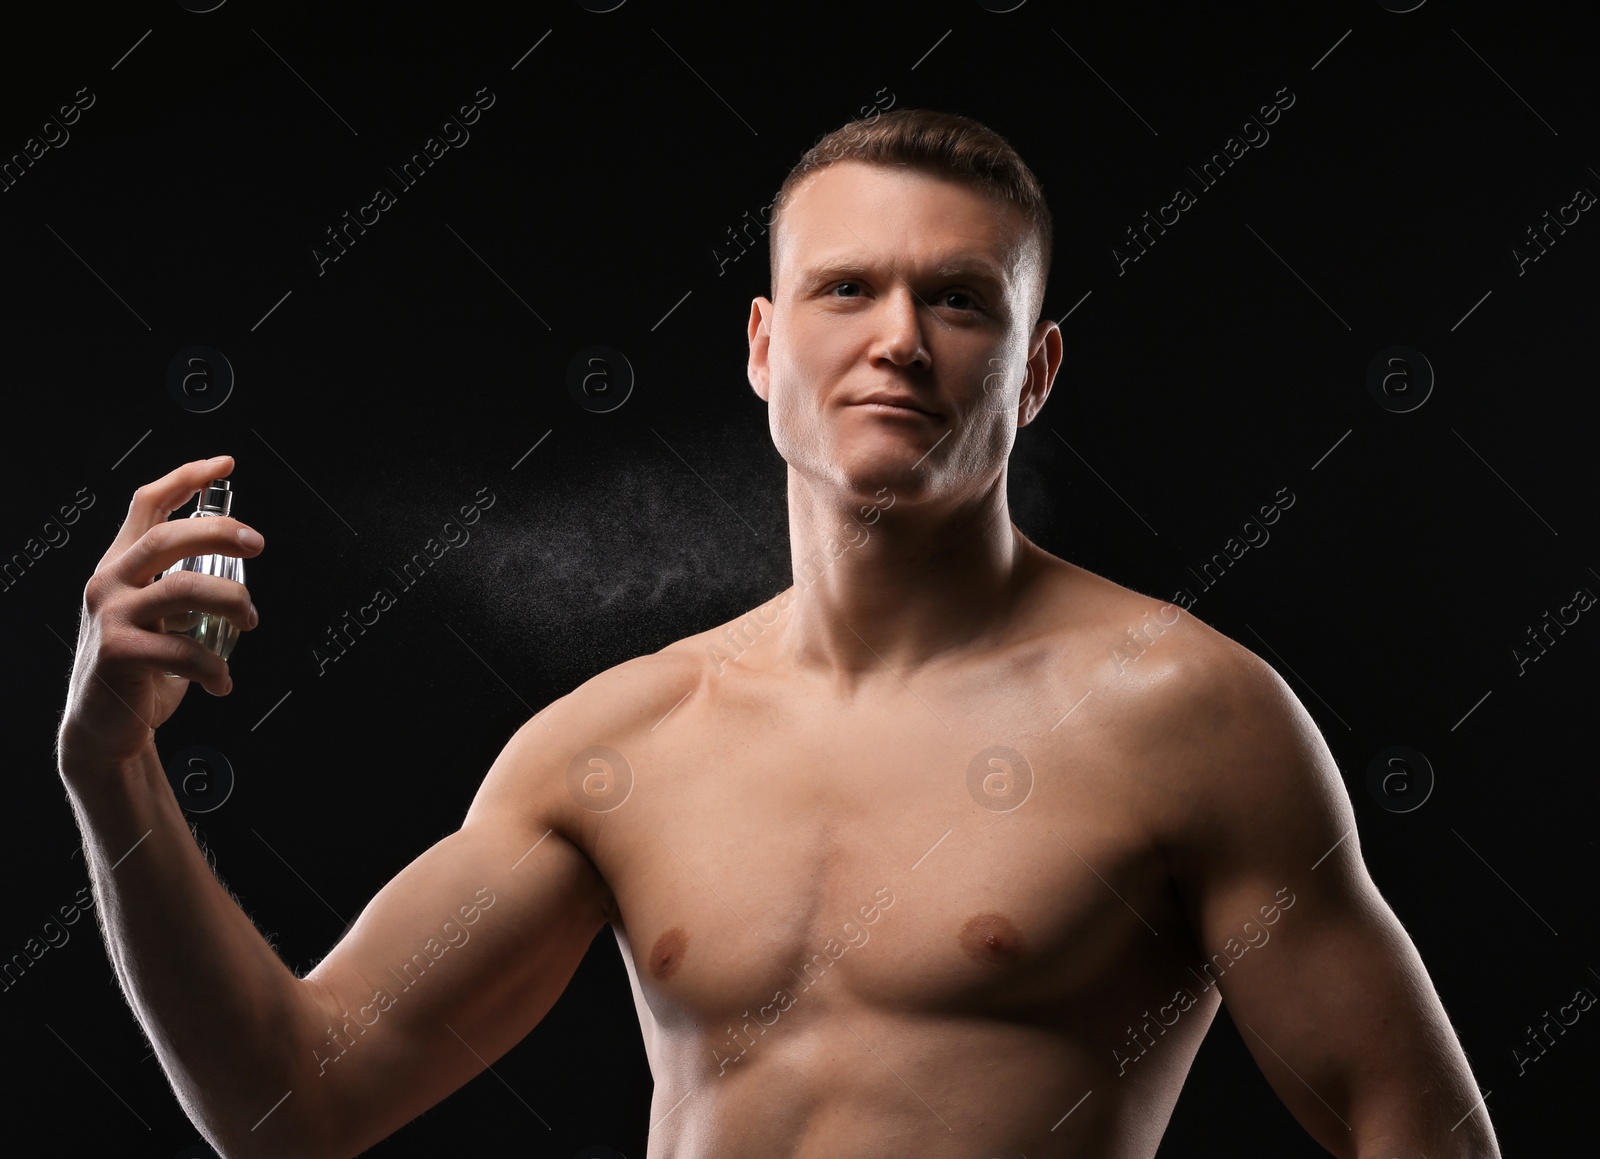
[649,926,689,981]
[959,912,1026,965]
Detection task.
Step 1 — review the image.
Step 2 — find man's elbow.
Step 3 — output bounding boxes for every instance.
[187,992,350,1159]
[191,1088,341,1159]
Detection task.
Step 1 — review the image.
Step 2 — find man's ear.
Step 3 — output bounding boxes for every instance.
[747,296,774,402]
[1017,318,1062,429]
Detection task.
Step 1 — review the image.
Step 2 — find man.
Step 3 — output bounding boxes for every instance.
[57,109,1500,1157]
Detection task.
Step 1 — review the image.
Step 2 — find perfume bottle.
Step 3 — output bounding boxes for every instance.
[160,478,245,661]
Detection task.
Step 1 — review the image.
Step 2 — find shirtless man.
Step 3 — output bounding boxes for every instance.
[56,109,1500,1158]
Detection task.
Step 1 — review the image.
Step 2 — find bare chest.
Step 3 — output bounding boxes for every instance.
[574,644,1190,1060]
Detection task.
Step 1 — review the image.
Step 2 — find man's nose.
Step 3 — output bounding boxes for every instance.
[873,285,931,367]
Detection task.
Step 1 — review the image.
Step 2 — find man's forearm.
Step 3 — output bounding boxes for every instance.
[60,741,330,1156]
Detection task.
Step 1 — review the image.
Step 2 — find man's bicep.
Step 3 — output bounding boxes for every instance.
[1168,646,1486,1155]
[297,711,610,1156]
[1217,877,1480,1155]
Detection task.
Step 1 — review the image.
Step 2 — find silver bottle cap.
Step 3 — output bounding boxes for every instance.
[197,479,233,517]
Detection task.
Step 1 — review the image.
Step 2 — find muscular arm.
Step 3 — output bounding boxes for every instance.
[61,695,611,1159]
[1153,639,1500,1159]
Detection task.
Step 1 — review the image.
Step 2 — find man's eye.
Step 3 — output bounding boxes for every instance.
[930,289,983,314]
[829,283,979,311]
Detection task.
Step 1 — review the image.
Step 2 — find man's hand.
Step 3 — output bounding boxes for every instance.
[58,454,261,773]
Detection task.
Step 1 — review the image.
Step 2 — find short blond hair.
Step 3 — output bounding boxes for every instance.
[769,108,1053,320]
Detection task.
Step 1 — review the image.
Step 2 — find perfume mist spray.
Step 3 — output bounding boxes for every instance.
[161,478,245,661]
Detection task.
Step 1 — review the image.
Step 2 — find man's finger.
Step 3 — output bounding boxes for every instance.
[101,455,234,568]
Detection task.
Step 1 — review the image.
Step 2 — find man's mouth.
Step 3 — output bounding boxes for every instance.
[851,392,940,418]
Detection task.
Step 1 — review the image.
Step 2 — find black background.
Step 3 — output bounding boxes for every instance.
[1,0,1595,1154]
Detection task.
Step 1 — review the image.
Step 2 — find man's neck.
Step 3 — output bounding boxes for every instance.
[775,465,1035,689]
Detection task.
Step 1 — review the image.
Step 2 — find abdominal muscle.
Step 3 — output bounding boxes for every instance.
[619,964,1220,1159]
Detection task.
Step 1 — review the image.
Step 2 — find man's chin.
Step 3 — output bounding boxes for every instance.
[834,467,931,509]
[784,445,937,504]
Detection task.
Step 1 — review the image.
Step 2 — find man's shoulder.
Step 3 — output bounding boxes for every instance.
[1032,557,1241,683]
[1040,559,1284,751]
[544,640,712,742]
[544,591,794,740]
[472,644,710,830]
[1061,570,1337,832]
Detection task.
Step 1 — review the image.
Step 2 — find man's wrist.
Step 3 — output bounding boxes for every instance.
[58,734,162,807]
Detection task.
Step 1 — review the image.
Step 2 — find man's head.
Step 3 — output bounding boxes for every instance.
[766,109,1053,327]
[748,108,1062,512]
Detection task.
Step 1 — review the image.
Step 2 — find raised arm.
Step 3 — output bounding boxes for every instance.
[291,707,613,1157]
[55,456,613,1158]
[1150,638,1500,1159]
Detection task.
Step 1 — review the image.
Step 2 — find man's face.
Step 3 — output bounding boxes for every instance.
[748,160,1059,511]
